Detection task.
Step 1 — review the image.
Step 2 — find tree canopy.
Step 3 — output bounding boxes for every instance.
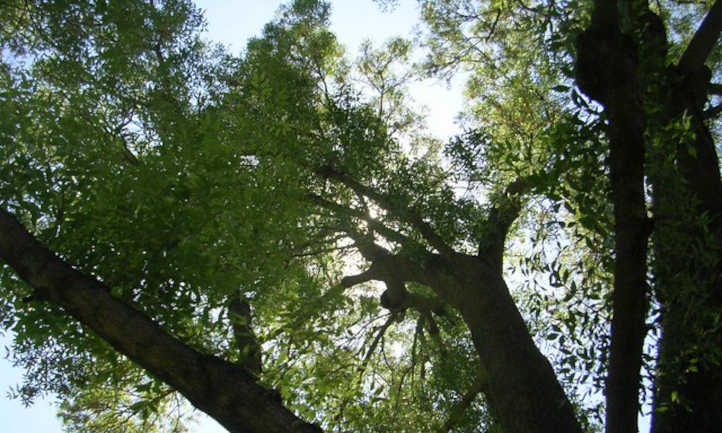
[1,1,721,432]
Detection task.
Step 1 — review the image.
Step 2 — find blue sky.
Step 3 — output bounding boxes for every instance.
[0,2,463,432]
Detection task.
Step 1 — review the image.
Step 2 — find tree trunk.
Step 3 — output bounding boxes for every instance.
[576,3,650,431]
[648,68,722,433]
[427,253,583,433]
[648,2,722,430]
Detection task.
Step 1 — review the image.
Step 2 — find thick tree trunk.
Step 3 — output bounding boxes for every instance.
[648,3,722,431]
[647,110,722,433]
[427,253,583,433]
[0,208,322,433]
[648,86,722,433]
[338,240,584,433]
[576,4,650,432]
[649,62,722,433]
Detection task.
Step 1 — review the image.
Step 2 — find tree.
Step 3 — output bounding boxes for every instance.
[1,1,721,433]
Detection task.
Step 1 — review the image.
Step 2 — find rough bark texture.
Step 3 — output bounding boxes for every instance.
[0,208,322,433]
[576,2,649,432]
[410,253,584,433]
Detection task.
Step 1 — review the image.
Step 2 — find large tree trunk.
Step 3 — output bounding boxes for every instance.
[576,2,650,432]
[649,50,722,433]
[647,2,722,431]
[318,166,584,433]
[574,1,722,432]
[423,253,583,433]
[460,270,582,433]
[0,208,322,433]
[646,71,722,433]
[647,95,722,433]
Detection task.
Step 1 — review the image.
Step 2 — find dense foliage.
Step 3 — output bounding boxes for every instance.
[1,1,721,432]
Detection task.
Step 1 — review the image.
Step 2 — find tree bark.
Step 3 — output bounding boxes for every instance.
[0,208,322,433]
[649,16,722,433]
[423,253,584,433]
[576,3,650,432]
[647,3,722,431]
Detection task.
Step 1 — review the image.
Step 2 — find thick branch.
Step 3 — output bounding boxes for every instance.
[577,4,650,431]
[664,67,722,224]
[0,208,321,433]
[340,267,382,288]
[228,294,262,375]
[658,3,722,236]
[338,249,439,297]
[477,179,529,270]
[677,0,722,74]
[340,251,449,319]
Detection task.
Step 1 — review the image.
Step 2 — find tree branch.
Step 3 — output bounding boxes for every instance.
[307,192,417,248]
[439,368,488,433]
[477,178,529,271]
[332,313,395,426]
[314,165,455,256]
[422,310,448,356]
[228,294,262,375]
[360,315,395,372]
[340,265,385,288]
[0,208,322,433]
[338,247,440,299]
[677,0,722,74]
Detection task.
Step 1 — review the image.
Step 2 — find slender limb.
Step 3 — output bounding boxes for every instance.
[439,369,488,433]
[307,192,418,248]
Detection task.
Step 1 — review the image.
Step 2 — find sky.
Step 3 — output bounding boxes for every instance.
[0,2,464,432]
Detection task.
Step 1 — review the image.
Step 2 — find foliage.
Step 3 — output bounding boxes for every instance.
[1,1,722,433]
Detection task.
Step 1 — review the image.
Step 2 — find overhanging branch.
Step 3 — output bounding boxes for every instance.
[0,208,322,433]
